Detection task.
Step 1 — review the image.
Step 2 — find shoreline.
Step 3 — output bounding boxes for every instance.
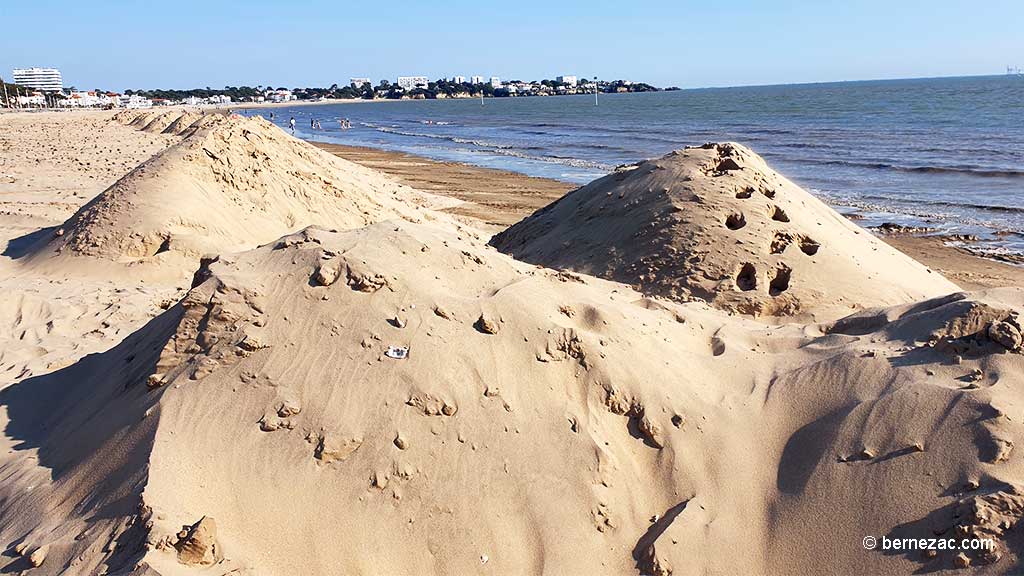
[313,140,1024,291]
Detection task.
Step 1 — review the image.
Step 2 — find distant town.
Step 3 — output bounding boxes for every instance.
[2,68,677,109]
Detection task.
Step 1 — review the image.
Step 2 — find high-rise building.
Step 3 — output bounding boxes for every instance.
[470,76,484,85]
[453,76,466,84]
[12,67,63,92]
[489,77,501,88]
[396,76,429,90]
[556,75,578,86]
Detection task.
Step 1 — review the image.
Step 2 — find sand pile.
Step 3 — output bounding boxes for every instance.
[492,143,958,319]
[128,111,161,129]
[173,113,236,138]
[0,111,184,387]
[5,110,1024,575]
[1,218,1021,574]
[24,115,458,278]
[111,109,144,124]
[160,111,202,135]
[140,111,184,134]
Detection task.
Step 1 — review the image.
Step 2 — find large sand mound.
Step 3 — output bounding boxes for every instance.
[128,111,161,129]
[2,220,1021,574]
[139,111,184,134]
[160,112,202,135]
[492,143,958,319]
[23,115,458,277]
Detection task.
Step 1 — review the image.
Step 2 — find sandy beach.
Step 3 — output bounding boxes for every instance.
[1,108,1023,575]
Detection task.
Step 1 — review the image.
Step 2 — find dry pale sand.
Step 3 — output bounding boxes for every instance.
[0,110,1022,576]
[0,111,182,384]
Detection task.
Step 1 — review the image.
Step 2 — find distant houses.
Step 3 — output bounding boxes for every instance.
[396,76,429,90]
[3,66,666,110]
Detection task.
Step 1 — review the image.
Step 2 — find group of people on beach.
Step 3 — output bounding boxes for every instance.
[283,116,351,133]
[280,115,350,134]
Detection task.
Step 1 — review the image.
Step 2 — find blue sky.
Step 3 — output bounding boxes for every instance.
[3,0,1022,91]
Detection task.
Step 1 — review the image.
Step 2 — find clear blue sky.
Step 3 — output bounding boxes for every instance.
[3,0,1022,91]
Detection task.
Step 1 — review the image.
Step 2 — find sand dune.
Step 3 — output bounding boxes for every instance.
[2,218,1022,574]
[128,111,162,129]
[1,111,1023,575]
[492,143,959,319]
[139,111,184,134]
[0,111,183,386]
[160,112,202,136]
[21,114,460,280]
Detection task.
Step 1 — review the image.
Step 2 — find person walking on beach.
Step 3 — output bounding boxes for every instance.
[289,117,296,133]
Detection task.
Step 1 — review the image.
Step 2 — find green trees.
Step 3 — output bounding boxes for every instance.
[103,76,666,105]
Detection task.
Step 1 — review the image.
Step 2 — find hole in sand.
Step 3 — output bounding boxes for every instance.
[770,232,793,254]
[771,205,790,223]
[725,212,747,230]
[736,263,757,291]
[716,158,742,172]
[769,265,792,296]
[736,186,754,199]
[154,236,172,255]
[799,236,820,256]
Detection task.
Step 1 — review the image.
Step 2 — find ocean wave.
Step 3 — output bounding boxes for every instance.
[900,199,1024,215]
[822,192,1024,216]
[790,157,1024,178]
[361,123,617,170]
[366,124,526,150]
[482,148,615,171]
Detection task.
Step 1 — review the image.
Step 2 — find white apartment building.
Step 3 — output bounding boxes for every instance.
[62,90,116,108]
[489,77,501,88]
[268,90,295,103]
[12,67,63,92]
[17,94,46,107]
[118,94,152,109]
[452,76,466,84]
[470,75,484,85]
[350,77,371,87]
[396,76,429,90]
[556,75,578,86]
